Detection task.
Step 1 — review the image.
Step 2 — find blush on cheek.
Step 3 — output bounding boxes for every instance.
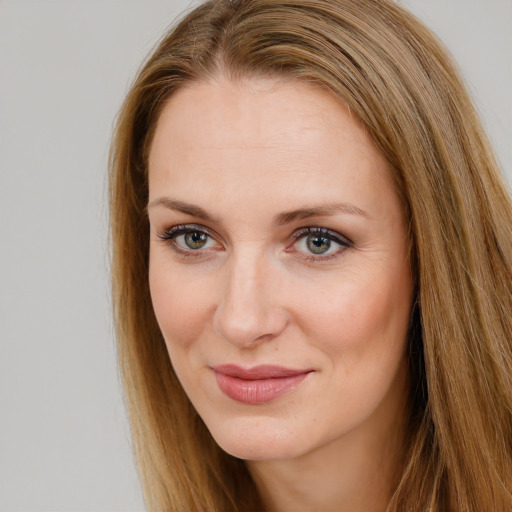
[304,283,383,341]
[304,275,407,373]
[149,271,213,355]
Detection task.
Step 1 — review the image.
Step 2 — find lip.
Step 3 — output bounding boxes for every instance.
[211,364,313,404]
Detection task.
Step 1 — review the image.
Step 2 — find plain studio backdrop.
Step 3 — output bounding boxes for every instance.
[0,0,510,510]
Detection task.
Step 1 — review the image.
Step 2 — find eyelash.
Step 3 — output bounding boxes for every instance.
[156,224,353,262]
[288,227,353,262]
[156,224,220,259]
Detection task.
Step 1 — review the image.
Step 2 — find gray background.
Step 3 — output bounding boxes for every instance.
[1,1,510,510]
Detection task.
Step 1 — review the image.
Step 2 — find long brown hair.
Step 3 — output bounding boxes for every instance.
[109,0,512,509]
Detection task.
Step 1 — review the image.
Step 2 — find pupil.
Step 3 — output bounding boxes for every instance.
[307,235,331,254]
[185,231,207,249]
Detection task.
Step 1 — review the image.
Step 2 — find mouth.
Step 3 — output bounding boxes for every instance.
[211,364,313,404]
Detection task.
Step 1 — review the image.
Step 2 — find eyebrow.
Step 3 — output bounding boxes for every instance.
[275,203,370,224]
[148,197,219,222]
[148,197,370,224]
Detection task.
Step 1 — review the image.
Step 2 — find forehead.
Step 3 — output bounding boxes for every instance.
[147,76,399,219]
[149,76,376,160]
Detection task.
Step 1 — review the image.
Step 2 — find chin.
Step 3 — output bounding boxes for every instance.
[207,415,305,461]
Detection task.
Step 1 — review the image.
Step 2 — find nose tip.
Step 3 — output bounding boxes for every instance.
[213,304,287,347]
[212,262,288,348]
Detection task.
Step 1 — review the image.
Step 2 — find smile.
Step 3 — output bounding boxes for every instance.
[211,364,313,404]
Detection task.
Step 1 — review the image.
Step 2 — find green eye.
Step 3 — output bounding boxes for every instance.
[184,231,208,249]
[292,227,352,260]
[158,225,220,254]
[306,235,331,254]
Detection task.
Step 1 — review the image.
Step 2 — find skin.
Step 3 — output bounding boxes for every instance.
[147,76,413,512]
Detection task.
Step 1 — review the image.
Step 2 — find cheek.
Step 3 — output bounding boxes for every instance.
[148,256,215,354]
[294,265,412,365]
[292,267,412,430]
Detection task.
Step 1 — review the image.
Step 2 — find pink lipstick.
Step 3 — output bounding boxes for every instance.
[212,364,312,404]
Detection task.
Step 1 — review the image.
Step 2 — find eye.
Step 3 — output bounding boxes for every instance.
[291,227,352,260]
[302,234,334,255]
[157,224,221,254]
[179,230,211,250]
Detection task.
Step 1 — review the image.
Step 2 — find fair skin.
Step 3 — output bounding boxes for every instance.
[147,76,413,512]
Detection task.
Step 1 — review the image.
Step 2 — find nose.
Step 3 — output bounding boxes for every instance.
[212,249,289,348]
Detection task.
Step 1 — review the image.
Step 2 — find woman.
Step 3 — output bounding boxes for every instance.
[109,0,512,510]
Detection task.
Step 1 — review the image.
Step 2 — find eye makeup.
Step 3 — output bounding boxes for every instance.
[286,226,353,263]
[156,223,222,258]
[156,223,353,262]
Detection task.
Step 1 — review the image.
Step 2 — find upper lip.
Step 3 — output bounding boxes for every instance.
[211,364,313,380]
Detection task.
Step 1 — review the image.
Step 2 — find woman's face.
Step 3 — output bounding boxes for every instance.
[147,77,413,461]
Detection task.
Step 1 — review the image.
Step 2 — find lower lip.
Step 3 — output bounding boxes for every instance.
[213,371,310,404]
